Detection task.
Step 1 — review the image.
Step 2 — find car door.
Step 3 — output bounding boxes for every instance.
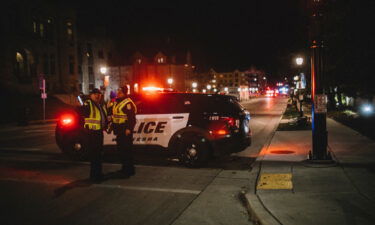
[132,94,189,148]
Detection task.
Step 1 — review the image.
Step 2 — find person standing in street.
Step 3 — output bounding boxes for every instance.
[81,88,107,183]
[110,85,137,177]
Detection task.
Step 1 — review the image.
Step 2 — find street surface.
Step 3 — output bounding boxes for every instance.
[0,97,287,225]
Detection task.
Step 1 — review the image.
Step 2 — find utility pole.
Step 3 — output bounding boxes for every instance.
[309,0,332,161]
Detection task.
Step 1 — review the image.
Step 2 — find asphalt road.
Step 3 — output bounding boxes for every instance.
[0,96,287,225]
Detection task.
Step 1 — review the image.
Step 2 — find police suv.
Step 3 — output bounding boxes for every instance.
[55,92,251,167]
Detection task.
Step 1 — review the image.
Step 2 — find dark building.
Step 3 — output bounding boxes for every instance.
[109,50,195,93]
[1,0,79,95]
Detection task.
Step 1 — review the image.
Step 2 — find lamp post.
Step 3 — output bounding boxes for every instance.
[295,57,304,117]
[207,84,212,93]
[309,0,331,161]
[191,82,198,92]
[100,66,109,100]
[167,78,173,89]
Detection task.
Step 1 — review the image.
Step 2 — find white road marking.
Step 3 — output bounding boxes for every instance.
[0,178,201,195]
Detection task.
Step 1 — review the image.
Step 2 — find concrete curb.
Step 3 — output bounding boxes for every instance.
[242,99,288,225]
[241,161,281,225]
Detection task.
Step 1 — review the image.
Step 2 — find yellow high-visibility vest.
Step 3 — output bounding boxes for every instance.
[84,100,106,130]
[112,98,137,124]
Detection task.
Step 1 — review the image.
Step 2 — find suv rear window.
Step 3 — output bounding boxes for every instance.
[191,95,243,114]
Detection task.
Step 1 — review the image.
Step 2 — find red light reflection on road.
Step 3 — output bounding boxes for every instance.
[0,167,72,185]
[258,142,310,162]
[266,97,273,110]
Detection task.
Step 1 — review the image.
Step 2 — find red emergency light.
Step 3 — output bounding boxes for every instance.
[142,86,164,92]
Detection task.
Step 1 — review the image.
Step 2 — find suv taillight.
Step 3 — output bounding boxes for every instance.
[209,116,240,137]
[209,116,239,128]
[59,113,76,127]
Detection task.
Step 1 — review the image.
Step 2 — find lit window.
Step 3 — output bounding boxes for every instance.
[137,59,141,64]
[66,21,73,41]
[39,23,44,37]
[33,21,37,33]
[16,52,24,63]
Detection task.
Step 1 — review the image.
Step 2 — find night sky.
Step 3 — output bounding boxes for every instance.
[76,0,309,78]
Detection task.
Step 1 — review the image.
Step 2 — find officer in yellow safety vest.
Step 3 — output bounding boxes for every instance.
[110,85,137,178]
[81,88,107,183]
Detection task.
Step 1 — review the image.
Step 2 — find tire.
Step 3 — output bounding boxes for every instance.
[61,133,88,160]
[176,133,210,168]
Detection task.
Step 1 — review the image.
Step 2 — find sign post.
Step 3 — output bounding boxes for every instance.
[40,78,47,122]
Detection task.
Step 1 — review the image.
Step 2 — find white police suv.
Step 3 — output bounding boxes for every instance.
[55,92,251,167]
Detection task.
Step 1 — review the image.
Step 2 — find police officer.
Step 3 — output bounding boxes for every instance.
[81,88,107,183]
[111,85,137,177]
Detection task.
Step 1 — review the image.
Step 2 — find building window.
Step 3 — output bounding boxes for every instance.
[67,22,73,40]
[157,58,164,63]
[98,50,104,59]
[78,66,83,83]
[88,66,94,83]
[15,52,25,76]
[68,55,75,74]
[39,23,44,37]
[77,44,83,63]
[137,59,141,64]
[50,54,55,75]
[43,54,49,75]
[33,21,37,33]
[46,18,54,43]
[87,43,93,65]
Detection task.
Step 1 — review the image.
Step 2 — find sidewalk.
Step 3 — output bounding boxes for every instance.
[245,118,375,225]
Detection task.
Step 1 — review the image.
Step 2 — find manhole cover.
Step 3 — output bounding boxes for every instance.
[270,150,295,154]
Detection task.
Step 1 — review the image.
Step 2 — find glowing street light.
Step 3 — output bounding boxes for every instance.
[192,82,198,88]
[296,57,304,66]
[167,78,173,85]
[100,66,107,74]
[207,84,212,90]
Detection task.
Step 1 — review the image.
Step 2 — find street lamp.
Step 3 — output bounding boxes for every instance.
[100,66,109,90]
[207,84,212,90]
[296,57,304,66]
[192,82,198,88]
[295,57,304,117]
[100,66,107,75]
[167,78,173,88]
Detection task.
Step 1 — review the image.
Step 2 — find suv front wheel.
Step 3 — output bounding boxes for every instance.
[176,133,210,167]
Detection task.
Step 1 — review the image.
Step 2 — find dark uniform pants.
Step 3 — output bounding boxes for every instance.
[87,130,103,179]
[116,133,135,174]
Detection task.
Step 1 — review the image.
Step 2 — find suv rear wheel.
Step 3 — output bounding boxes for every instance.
[177,133,210,167]
[62,133,88,160]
